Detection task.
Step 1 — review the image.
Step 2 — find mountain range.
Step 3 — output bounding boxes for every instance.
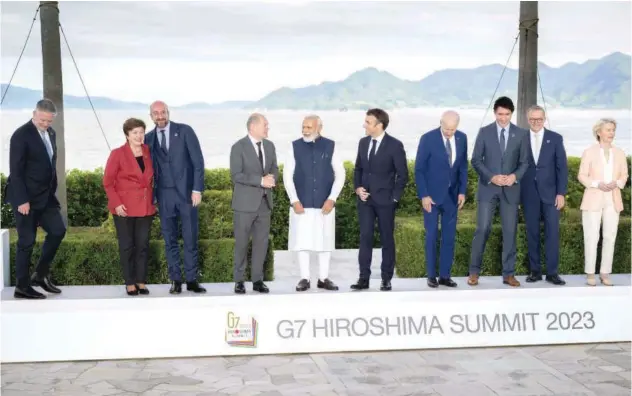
[1,52,629,110]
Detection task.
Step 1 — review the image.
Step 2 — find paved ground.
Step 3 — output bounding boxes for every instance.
[1,343,630,395]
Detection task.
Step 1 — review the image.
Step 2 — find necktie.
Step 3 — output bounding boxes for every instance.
[500,128,506,155]
[41,131,53,162]
[256,141,264,174]
[534,133,541,163]
[446,138,452,167]
[368,139,377,164]
[160,130,167,153]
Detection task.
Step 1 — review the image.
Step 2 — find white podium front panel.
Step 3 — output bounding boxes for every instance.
[1,275,630,363]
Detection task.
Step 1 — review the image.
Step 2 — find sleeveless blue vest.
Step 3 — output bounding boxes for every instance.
[153,138,175,189]
[292,137,335,209]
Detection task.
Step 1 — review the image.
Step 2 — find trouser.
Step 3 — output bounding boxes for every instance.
[582,192,619,275]
[13,204,66,288]
[233,197,271,282]
[298,251,331,280]
[113,215,153,285]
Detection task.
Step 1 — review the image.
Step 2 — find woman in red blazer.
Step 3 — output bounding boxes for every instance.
[103,118,156,296]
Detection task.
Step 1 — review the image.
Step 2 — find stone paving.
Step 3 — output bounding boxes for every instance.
[1,343,630,395]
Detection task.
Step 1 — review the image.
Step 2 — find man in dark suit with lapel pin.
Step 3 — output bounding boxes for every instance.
[415,110,468,288]
[4,99,66,299]
[229,113,279,294]
[469,96,529,287]
[144,100,206,294]
[520,105,568,285]
[352,108,409,291]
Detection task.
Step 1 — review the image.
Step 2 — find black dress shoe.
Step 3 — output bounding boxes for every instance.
[14,286,46,299]
[317,278,339,291]
[439,277,457,287]
[296,279,310,292]
[186,281,207,293]
[380,280,392,291]
[350,279,369,290]
[169,281,182,294]
[31,273,61,294]
[253,280,269,293]
[234,281,246,294]
[126,286,139,296]
[526,273,543,283]
[136,285,150,295]
[427,277,438,288]
[546,274,566,285]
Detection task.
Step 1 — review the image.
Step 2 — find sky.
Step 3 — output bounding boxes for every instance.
[1,0,631,106]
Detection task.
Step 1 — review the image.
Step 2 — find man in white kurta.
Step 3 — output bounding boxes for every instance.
[283,115,346,291]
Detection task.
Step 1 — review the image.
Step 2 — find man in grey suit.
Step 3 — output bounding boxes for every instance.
[229,113,279,294]
[469,96,528,287]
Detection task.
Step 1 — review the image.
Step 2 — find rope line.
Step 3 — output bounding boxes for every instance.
[1,5,40,105]
[59,22,111,150]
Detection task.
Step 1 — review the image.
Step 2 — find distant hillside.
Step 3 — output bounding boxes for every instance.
[2,52,629,110]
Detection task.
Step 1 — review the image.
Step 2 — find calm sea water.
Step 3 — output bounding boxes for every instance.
[1,108,630,173]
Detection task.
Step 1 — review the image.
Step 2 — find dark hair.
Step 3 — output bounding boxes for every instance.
[122,118,146,136]
[366,108,389,130]
[493,96,515,113]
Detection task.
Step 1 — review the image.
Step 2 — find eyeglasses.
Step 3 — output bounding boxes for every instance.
[528,118,544,123]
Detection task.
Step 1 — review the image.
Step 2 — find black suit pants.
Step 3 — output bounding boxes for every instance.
[113,215,153,285]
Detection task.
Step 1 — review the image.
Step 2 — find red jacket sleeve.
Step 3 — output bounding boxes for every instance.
[103,149,123,211]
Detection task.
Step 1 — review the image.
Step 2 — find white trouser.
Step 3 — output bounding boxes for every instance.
[298,251,331,281]
[582,191,619,275]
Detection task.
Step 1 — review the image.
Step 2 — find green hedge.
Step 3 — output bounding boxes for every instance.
[2,156,631,250]
[7,227,274,286]
[395,218,632,278]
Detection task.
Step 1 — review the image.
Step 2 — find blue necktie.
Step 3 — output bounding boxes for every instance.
[160,130,167,153]
[446,138,452,167]
[500,128,506,154]
[41,131,53,163]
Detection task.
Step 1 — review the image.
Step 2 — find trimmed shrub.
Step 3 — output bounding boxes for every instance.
[7,227,274,286]
[395,217,631,278]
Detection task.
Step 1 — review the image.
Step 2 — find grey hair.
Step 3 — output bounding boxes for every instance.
[527,104,546,116]
[592,118,617,141]
[35,98,56,114]
[440,110,460,124]
[246,113,264,131]
[304,114,323,128]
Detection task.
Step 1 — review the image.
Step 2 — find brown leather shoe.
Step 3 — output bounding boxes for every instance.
[467,274,479,286]
[503,275,520,287]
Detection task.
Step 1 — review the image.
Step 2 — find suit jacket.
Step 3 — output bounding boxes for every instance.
[353,133,409,206]
[414,128,468,205]
[578,143,629,213]
[471,122,529,204]
[230,135,279,212]
[103,143,156,217]
[520,129,568,205]
[144,121,204,203]
[4,120,59,210]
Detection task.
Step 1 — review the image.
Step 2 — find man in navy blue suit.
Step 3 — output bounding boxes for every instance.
[145,101,206,294]
[520,105,568,285]
[415,111,468,288]
[352,108,409,291]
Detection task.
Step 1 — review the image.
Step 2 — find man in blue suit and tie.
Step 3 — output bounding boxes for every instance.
[352,108,409,292]
[469,96,529,287]
[145,101,206,294]
[415,111,468,288]
[520,105,568,285]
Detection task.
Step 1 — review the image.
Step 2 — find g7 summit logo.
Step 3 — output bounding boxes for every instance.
[225,311,258,348]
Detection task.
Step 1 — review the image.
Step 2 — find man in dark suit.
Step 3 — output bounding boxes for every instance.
[4,99,66,299]
[144,100,206,294]
[415,111,468,288]
[520,105,568,285]
[352,108,409,291]
[229,113,279,294]
[469,96,529,287]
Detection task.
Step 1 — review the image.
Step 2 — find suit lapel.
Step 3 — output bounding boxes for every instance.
[536,130,551,166]
[263,139,272,174]
[502,124,516,159]
[244,136,264,174]
[123,143,143,181]
[168,123,179,157]
[28,124,52,169]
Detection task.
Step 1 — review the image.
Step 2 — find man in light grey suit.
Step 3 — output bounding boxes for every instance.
[468,96,529,287]
[230,113,279,294]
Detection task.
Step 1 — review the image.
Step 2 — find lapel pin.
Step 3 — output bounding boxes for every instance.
[174,133,178,137]
[546,140,550,143]
[511,133,515,138]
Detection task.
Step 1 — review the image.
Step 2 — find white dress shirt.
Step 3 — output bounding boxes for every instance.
[157,122,171,150]
[367,132,385,158]
[590,147,625,189]
[530,129,544,163]
[248,134,265,168]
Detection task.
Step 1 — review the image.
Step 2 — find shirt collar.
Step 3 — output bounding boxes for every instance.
[372,132,386,142]
[496,123,510,133]
[32,120,47,134]
[530,128,544,136]
[158,122,170,133]
[248,134,262,145]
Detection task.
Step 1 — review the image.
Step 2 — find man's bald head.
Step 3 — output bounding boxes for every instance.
[440,110,460,138]
[247,113,269,140]
[302,114,322,142]
[150,100,170,128]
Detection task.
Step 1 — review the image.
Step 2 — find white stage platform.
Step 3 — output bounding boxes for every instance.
[1,274,631,363]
